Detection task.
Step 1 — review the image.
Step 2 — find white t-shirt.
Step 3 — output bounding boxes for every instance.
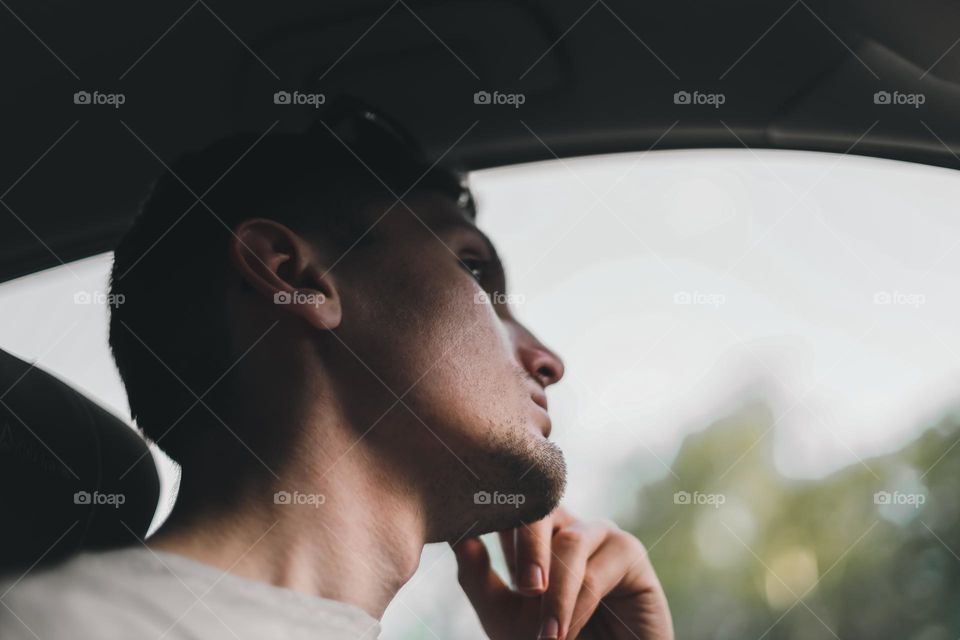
[0,546,382,639]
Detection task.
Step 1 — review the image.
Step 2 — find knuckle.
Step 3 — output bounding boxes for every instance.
[544,586,568,610]
[620,532,648,559]
[553,528,584,550]
[579,572,601,597]
[546,580,581,615]
[595,517,620,532]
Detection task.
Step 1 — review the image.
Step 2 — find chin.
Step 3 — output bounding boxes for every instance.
[435,434,568,541]
[511,439,567,524]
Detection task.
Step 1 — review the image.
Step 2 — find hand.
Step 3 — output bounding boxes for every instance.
[451,506,673,640]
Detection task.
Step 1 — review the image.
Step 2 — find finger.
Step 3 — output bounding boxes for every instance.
[539,520,609,639]
[515,517,554,595]
[567,532,639,638]
[497,530,518,587]
[451,537,513,620]
[549,504,576,529]
[568,530,672,640]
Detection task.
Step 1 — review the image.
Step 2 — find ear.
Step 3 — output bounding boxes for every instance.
[227,218,342,331]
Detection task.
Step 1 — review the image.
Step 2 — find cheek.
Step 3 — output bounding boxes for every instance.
[386,281,518,408]
[344,245,519,403]
[415,287,513,383]
[374,258,504,356]
[418,310,527,442]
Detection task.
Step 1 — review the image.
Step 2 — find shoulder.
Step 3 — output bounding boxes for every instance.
[0,547,174,639]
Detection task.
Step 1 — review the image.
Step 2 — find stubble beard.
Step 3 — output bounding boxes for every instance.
[430,426,567,543]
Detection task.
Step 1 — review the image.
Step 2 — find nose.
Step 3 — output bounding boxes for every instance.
[514,324,565,388]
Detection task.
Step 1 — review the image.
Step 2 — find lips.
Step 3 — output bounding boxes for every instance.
[529,391,552,437]
[530,390,548,412]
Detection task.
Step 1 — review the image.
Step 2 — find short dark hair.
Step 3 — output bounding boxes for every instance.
[109,98,474,463]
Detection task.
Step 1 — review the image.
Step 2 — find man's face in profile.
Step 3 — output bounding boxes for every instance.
[323,191,566,542]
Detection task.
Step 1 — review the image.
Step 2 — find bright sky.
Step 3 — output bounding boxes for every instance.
[474,148,960,505]
[2,148,960,637]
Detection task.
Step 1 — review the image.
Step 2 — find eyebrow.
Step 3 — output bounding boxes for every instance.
[437,219,501,265]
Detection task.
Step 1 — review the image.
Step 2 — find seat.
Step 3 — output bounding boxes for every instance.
[0,348,159,573]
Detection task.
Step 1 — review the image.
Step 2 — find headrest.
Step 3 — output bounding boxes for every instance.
[0,348,159,572]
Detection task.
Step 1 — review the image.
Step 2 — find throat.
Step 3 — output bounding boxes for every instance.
[147,470,426,620]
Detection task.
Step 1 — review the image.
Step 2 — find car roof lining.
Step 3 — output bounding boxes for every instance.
[1,0,959,284]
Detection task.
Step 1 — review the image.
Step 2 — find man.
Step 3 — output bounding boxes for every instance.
[0,98,672,639]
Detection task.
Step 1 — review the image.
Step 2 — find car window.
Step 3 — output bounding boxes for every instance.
[388,149,960,639]
[2,148,959,638]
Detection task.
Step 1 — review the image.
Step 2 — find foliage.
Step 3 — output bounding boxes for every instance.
[623,402,960,640]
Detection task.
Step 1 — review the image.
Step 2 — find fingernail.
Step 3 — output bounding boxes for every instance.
[538,616,559,639]
[520,564,543,592]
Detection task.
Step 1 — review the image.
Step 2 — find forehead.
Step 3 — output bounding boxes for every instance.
[404,190,476,230]
[361,190,490,247]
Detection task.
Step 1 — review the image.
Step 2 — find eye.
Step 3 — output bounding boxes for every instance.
[460,257,488,282]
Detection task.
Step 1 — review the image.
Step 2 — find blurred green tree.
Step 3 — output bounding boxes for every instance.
[621,402,960,640]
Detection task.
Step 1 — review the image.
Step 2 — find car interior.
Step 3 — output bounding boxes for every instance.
[1,0,959,633]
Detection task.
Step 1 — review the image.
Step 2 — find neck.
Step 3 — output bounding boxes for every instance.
[148,431,426,620]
